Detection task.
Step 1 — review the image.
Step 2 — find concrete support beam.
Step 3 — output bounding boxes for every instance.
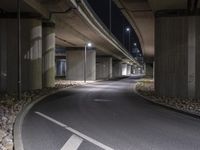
[112,60,122,78]
[155,16,200,98]
[29,19,42,90]
[66,49,96,81]
[96,57,112,80]
[42,22,55,87]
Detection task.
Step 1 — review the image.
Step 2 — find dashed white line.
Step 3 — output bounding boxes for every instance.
[35,111,114,150]
[61,134,83,150]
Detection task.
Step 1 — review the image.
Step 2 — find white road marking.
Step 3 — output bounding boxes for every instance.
[35,112,66,127]
[35,111,114,150]
[94,99,112,102]
[61,134,83,150]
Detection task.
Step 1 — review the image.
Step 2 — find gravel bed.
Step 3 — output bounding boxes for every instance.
[135,80,200,116]
[0,80,83,150]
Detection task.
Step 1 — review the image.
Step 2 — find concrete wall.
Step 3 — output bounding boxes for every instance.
[155,16,200,98]
[66,50,96,81]
[112,60,122,78]
[96,57,112,79]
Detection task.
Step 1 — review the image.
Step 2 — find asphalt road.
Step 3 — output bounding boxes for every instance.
[22,77,200,150]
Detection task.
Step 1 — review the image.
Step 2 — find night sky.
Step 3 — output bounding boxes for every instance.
[85,0,142,60]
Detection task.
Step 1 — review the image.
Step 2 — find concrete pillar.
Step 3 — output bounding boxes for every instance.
[0,20,7,92]
[96,56,112,79]
[2,19,42,92]
[29,19,42,90]
[112,60,122,78]
[66,49,96,81]
[122,63,128,76]
[127,65,131,75]
[42,22,55,87]
[155,15,200,98]
[145,63,153,78]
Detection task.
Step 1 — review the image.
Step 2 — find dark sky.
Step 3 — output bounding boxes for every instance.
[85,0,142,56]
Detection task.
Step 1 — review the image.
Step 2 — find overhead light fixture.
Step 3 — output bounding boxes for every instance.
[87,42,92,47]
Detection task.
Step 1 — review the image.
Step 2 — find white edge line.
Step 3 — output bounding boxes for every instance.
[35,111,114,150]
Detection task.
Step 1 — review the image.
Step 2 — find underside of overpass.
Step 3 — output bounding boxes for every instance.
[0,0,141,93]
[1,0,200,99]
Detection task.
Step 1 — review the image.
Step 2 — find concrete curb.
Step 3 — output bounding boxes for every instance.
[132,83,200,120]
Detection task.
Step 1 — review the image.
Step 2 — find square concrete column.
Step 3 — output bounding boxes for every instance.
[155,15,200,98]
[1,19,42,92]
[145,63,153,78]
[96,56,112,79]
[66,49,96,81]
[122,63,128,76]
[0,20,7,92]
[112,60,122,78]
[127,65,131,75]
[29,19,42,90]
[42,22,55,87]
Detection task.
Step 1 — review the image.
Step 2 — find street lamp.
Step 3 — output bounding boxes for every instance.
[126,27,130,32]
[125,27,131,53]
[17,0,22,100]
[84,42,92,83]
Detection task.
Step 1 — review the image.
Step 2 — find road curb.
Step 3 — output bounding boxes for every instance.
[132,83,200,120]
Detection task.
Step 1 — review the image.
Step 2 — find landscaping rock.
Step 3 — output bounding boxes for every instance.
[135,79,200,116]
[0,130,6,141]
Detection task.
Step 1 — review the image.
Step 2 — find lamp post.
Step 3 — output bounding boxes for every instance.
[109,0,112,32]
[17,0,21,100]
[126,27,131,53]
[84,42,92,83]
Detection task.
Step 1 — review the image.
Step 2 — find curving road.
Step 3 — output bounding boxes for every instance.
[22,77,200,150]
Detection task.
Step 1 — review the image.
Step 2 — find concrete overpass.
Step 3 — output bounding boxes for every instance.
[1,0,200,99]
[115,0,200,99]
[0,0,140,93]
